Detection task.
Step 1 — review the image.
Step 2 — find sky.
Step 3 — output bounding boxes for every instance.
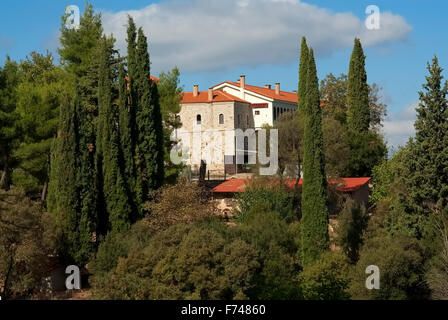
[1,0,447,151]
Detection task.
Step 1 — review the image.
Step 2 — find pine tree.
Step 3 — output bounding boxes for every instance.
[298,37,309,115]
[347,38,370,132]
[97,37,132,233]
[134,27,164,208]
[13,52,63,202]
[301,48,329,265]
[405,56,448,213]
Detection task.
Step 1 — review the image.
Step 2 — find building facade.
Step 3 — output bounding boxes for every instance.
[176,76,298,175]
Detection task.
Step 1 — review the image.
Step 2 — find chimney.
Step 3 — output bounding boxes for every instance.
[275,83,280,95]
[265,84,271,89]
[208,88,213,102]
[193,85,198,97]
[240,75,245,90]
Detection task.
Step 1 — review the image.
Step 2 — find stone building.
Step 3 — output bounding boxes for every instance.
[176,76,298,175]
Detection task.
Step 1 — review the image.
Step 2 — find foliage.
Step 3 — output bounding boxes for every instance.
[297,36,308,116]
[157,67,184,184]
[336,199,368,263]
[298,251,351,300]
[322,118,349,178]
[234,179,297,223]
[237,206,301,299]
[349,234,430,300]
[425,209,448,299]
[403,56,448,214]
[346,130,387,177]
[0,188,56,299]
[90,221,260,300]
[301,48,329,265]
[143,180,215,232]
[275,112,304,178]
[0,56,21,190]
[347,38,370,133]
[13,52,67,199]
[97,37,133,233]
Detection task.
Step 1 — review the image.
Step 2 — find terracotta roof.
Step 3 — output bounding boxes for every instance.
[213,177,371,193]
[181,91,250,104]
[212,81,298,103]
[150,75,159,82]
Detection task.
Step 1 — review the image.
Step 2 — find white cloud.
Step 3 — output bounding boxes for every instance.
[100,0,412,73]
[383,102,418,149]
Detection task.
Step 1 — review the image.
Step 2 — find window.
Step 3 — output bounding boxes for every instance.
[196,114,201,125]
[238,114,241,126]
[219,114,224,124]
[246,115,249,126]
[255,110,260,115]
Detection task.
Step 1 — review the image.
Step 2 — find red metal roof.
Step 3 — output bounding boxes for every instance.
[181,91,250,104]
[213,177,371,193]
[213,81,298,103]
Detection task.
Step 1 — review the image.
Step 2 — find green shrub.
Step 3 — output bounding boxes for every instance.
[298,251,351,300]
[235,180,297,223]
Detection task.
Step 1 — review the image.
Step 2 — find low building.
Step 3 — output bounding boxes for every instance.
[212,177,372,211]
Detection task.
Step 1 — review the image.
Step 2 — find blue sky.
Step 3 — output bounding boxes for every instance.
[1,0,447,149]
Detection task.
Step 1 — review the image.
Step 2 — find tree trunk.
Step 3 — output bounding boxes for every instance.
[2,255,14,300]
[0,156,10,191]
[41,180,48,205]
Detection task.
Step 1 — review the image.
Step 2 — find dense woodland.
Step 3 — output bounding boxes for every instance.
[1,4,448,300]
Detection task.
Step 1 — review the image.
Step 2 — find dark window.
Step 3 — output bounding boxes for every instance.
[196,114,201,125]
[255,110,260,115]
[219,114,224,124]
[246,115,249,126]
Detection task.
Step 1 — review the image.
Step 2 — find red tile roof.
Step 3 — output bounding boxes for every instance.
[213,81,298,103]
[150,75,160,82]
[213,177,371,193]
[181,91,250,104]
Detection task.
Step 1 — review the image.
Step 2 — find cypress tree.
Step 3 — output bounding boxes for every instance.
[48,90,94,266]
[298,37,309,115]
[347,38,370,132]
[97,37,132,232]
[301,48,329,265]
[134,27,164,207]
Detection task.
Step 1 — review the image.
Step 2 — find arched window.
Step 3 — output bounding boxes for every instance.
[196,114,201,125]
[219,114,224,124]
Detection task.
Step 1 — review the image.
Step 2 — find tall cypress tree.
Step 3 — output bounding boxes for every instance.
[134,27,164,207]
[0,57,20,190]
[298,37,309,115]
[48,90,94,266]
[97,37,132,233]
[301,48,329,265]
[347,38,370,132]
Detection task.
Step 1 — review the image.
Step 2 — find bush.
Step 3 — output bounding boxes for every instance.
[143,180,214,232]
[235,179,297,223]
[349,234,430,300]
[0,188,56,299]
[237,205,301,299]
[298,251,351,300]
[336,199,368,263]
[90,220,260,300]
